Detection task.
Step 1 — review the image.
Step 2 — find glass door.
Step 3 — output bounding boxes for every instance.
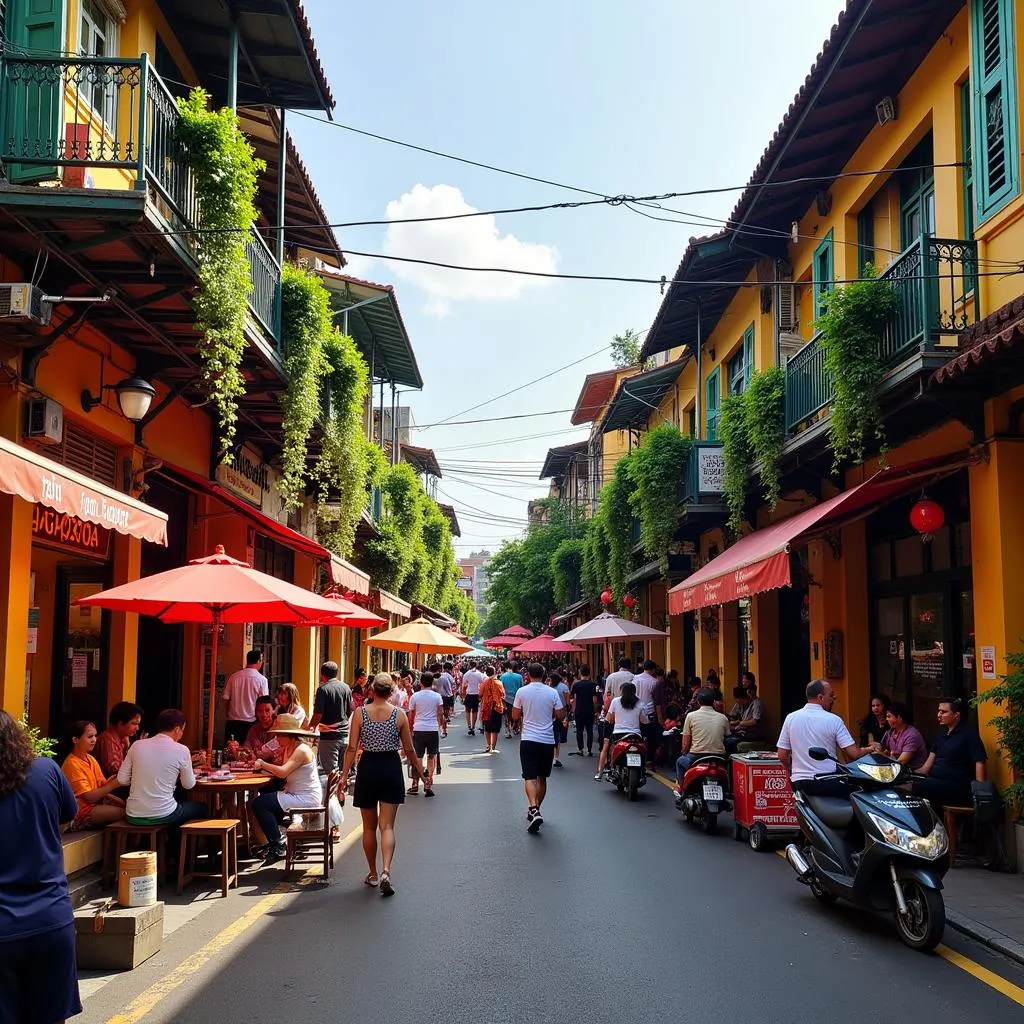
[909,592,947,732]
[874,595,907,706]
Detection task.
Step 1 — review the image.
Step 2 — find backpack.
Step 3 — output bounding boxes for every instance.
[971,780,1003,826]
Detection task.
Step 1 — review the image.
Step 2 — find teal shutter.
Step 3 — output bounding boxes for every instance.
[971,0,1020,220]
[856,205,875,276]
[813,231,833,322]
[5,0,66,183]
[705,367,720,441]
[743,323,754,387]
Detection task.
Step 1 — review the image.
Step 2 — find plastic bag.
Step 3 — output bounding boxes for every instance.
[328,794,344,828]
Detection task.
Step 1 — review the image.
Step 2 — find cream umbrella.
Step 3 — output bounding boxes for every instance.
[365,616,475,661]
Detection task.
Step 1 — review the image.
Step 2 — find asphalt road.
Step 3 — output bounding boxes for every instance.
[80,716,1024,1024]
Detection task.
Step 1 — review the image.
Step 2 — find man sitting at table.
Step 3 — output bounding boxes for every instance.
[117,709,205,830]
[244,697,284,765]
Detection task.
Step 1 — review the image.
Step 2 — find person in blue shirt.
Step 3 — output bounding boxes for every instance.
[0,709,81,1024]
[499,661,524,739]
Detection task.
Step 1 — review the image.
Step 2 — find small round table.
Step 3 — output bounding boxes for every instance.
[194,774,271,852]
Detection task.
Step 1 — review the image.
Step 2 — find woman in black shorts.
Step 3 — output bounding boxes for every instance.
[340,673,425,897]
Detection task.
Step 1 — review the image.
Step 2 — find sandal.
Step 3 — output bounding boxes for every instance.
[406,786,419,795]
[363,872,379,886]
[330,826,340,842]
[379,871,395,897]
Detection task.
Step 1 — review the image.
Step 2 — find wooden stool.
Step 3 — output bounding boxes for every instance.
[103,823,169,889]
[177,819,239,897]
[943,805,975,867]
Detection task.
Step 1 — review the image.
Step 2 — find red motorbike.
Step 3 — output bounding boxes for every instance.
[606,733,647,801]
[675,755,731,834]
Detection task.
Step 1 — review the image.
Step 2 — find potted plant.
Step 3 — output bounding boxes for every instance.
[20,715,57,758]
[975,646,1024,870]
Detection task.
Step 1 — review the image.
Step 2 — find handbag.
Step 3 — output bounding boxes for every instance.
[971,780,1003,825]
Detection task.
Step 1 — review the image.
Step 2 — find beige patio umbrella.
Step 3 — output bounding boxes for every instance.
[365,616,475,662]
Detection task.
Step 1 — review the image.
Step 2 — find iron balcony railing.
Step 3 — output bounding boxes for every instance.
[1,53,282,347]
[785,235,979,433]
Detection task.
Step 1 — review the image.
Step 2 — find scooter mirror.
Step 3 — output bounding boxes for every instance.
[808,746,831,761]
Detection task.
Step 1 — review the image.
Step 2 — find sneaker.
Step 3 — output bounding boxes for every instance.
[553,759,563,768]
[593,773,602,780]
[587,750,594,757]
[527,807,544,833]
[424,788,435,798]
[671,788,682,799]
[262,842,286,865]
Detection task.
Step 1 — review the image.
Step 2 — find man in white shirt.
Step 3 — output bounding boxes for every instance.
[512,663,566,833]
[603,658,634,711]
[777,679,861,797]
[223,649,269,744]
[461,661,486,736]
[117,709,205,829]
[407,671,445,797]
[432,662,455,735]
[632,659,659,767]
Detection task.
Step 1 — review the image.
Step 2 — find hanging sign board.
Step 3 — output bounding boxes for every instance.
[696,445,726,495]
[32,506,111,560]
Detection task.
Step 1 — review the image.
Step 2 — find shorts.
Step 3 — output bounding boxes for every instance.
[0,922,81,1024]
[442,695,455,713]
[464,694,480,712]
[484,711,503,734]
[413,731,440,757]
[520,740,556,780]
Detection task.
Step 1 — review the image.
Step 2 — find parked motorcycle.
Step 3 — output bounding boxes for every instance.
[675,755,731,834]
[606,733,647,801]
[784,747,949,952]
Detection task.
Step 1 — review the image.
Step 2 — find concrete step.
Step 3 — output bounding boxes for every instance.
[69,868,105,909]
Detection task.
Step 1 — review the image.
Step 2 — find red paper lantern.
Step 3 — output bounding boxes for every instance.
[623,593,637,609]
[910,498,944,538]
[600,588,613,606]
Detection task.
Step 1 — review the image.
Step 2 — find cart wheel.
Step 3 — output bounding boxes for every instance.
[748,822,769,851]
[732,823,745,842]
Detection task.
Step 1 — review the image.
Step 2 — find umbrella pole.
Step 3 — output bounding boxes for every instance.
[206,611,220,765]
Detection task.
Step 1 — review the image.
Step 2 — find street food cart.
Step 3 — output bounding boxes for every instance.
[731,751,800,851]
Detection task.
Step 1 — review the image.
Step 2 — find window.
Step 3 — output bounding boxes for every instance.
[960,81,976,240]
[857,204,875,276]
[78,0,117,128]
[813,231,834,322]
[971,0,1020,220]
[705,367,720,441]
[727,324,754,394]
[900,134,936,248]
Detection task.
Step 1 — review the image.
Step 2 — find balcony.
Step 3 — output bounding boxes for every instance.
[1,54,281,349]
[785,235,978,433]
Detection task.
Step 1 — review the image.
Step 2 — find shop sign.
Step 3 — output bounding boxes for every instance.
[216,445,269,507]
[696,444,725,495]
[456,576,473,591]
[31,506,111,559]
[981,645,996,680]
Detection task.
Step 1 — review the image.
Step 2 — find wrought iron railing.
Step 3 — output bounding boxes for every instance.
[784,235,978,432]
[245,228,281,345]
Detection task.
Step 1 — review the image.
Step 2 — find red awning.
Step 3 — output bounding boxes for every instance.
[668,455,976,615]
[164,465,331,562]
[330,554,370,596]
[0,434,167,545]
[373,588,412,618]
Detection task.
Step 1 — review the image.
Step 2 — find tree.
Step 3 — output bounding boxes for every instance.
[610,328,645,369]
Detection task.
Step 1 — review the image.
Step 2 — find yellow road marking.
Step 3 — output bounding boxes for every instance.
[104,824,364,1024]
[937,944,1024,1006]
[651,771,676,791]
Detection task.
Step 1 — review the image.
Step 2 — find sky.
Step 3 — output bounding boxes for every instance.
[290,0,847,559]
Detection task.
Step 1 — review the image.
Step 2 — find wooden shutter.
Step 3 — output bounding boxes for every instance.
[776,282,797,332]
[743,324,754,386]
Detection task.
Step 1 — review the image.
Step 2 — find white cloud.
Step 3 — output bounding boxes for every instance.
[340,250,376,280]
[381,184,559,316]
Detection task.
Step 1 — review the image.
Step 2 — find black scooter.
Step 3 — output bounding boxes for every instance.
[784,748,950,951]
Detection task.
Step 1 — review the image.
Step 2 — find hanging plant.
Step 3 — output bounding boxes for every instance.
[598,455,634,609]
[278,262,330,510]
[551,537,586,610]
[975,648,1024,818]
[744,366,786,510]
[815,265,898,470]
[720,392,751,533]
[581,515,610,606]
[627,423,693,562]
[176,88,264,455]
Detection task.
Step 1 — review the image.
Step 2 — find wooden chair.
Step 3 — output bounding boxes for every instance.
[102,822,169,889]
[177,819,239,897]
[943,805,975,867]
[284,770,340,880]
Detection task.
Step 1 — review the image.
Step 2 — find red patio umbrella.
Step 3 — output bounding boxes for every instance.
[296,591,387,630]
[510,633,584,654]
[75,545,365,760]
[500,624,533,638]
[483,634,527,649]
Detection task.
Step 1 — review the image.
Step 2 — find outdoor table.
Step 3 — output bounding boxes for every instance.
[194,774,271,852]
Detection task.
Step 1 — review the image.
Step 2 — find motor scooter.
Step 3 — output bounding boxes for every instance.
[675,755,731,834]
[784,748,949,952]
[606,733,647,801]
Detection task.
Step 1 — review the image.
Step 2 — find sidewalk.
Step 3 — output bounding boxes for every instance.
[943,864,1024,965]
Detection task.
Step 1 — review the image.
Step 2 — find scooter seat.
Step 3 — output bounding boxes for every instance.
[805,795,855,829]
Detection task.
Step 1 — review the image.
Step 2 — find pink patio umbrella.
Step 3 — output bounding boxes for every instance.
[558,612,667,677]
[510,633,584,655]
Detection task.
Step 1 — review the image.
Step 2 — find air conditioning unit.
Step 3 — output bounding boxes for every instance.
[0,284,52,327]
[25,397,64,445]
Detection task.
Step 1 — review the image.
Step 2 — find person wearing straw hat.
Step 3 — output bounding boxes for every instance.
[250,714,322,864]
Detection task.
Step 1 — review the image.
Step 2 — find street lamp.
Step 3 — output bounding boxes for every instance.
[81,375,156,423]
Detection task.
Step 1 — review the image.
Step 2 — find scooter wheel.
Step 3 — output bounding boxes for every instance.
[894,878,945,951]
[748,822,769,851]
[703,812,718,835]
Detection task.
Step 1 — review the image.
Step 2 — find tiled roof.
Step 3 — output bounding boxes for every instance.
[932,294,1024,386]
[289,0,335,110]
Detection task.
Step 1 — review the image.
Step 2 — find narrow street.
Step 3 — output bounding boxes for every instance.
[79,714,1024,1024]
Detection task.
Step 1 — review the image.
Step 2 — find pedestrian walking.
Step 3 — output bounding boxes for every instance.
[308,661,353,775]
[512,662,567,833]
[548,670,570,768]
[340,673,425,896]
[407,671,444,796]
[461,660,485,735]
[479,665,506,754]
[222,649,269,745]
[499,661,524,738]
[569,665,599,757]
[0,710,82,1024]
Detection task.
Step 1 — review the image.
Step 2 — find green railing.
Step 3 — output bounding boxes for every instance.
[245,228,281,346]
[785,235,978,432]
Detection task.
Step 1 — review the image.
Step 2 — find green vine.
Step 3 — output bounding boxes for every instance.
[974,647,1024,818]
[627,424,693,561]
[599,456,634,608]
[815,266,898,470]
[551,537,586,610]
[176,88,263,455]
[20,715,57,759]
[278,262,330,509]
[720,392,751,533]
[745,367,786,510]
[581,515,611,606]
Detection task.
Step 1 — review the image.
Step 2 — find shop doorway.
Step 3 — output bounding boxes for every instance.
[253,534,294,688]
[778,582,811,716]
[49,566,110,745]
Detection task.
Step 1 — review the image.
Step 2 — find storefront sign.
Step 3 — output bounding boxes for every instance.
[696,445,725,495]
[456,577,473,591]
[26,608,38,655]
[216,445,269,507]
[71,653,88,689]
[981,645,996,679]
[31,506,111,559]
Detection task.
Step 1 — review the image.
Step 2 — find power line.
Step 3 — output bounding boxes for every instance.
[434,426,588,453]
